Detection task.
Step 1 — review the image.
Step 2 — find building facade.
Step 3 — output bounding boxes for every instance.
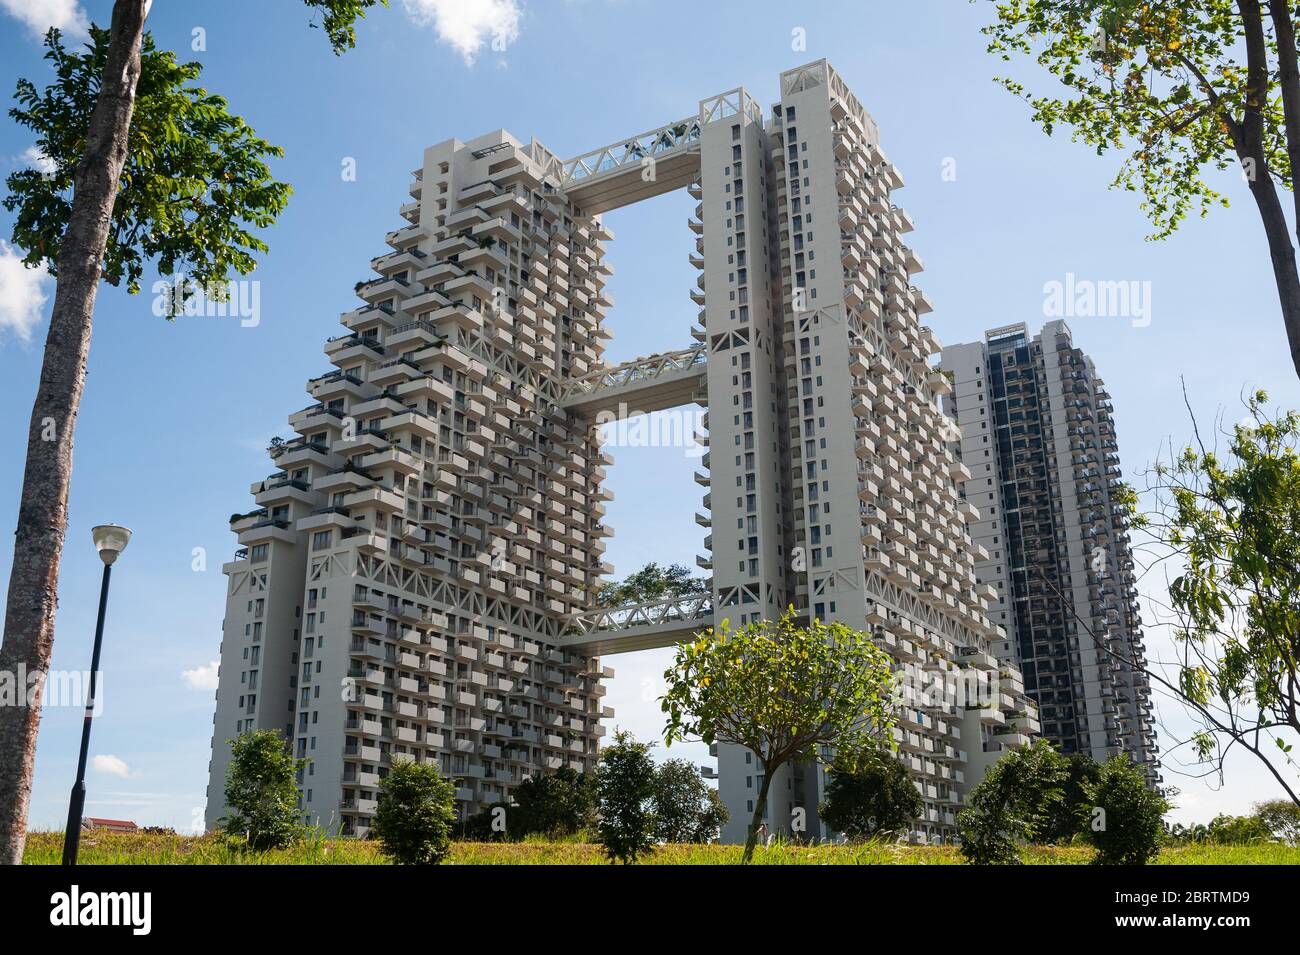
[700,64,1038,844]
[942,322,1159,783]
[205,131,620,835]
[207,60,1038,843]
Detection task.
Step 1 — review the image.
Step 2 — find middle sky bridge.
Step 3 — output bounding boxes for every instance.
[557,345,707,418]
[557,593,717,655]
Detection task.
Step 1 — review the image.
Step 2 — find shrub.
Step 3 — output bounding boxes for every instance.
[222,730,308,851]
[457,803,510,841]
[1206,813,1272,845]
[1041,753,1102,843]
[1082,755,1170,865]
[596,731,657,863]
[957,740,1068,864]
[510,767,596,838]
[372,758,455,865]
[1253,799,1300,845]
[652,758,728,843]
[819,749,923,841]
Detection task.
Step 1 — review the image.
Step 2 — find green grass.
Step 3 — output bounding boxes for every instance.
[22,830,1300,865]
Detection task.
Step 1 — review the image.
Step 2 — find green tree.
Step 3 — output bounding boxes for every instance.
[595,731,658,864]
[1042,753,1103,843]
[661,610,896,862]
[510,767,596,838]
[651,758,728,843]
[1254,798,1300,843]
[456,803,509,842]
[1119,393,1300,808]
[221,730,308,852]
[0,0,384,866]
[982,1,1300,378]
[1204,811,1273,844]
[372,758,455,865]
[958,740,1070,864]
[819,748,924,842]
[1083,755,1171,864]
[1166,820,1210,844]
[595,562,708,607]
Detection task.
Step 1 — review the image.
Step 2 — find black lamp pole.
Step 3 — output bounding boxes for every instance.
[61,561,113,866]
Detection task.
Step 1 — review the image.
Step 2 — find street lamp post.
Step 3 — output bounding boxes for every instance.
[61,524,131,866]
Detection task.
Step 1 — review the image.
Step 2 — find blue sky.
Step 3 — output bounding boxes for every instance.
[0,0,1294,830]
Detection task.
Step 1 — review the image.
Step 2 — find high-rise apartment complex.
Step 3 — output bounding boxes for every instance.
[206,60,1038,843]
[942,322,1159,783]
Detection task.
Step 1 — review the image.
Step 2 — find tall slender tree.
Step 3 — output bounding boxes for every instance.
[0,0,385,865]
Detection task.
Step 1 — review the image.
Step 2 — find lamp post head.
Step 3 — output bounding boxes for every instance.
[91,525,132,566]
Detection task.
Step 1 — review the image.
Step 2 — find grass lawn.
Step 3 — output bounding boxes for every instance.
[21,830,1300,865]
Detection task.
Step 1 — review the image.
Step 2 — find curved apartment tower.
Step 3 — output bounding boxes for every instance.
[206,60,1037,843]
[205,131,619,835]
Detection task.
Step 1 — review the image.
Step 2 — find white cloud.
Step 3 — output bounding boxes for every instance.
[0,0,89,39]
[20,145,56,177]
[181,661,220,691]
[402,0,521,64]
[92,754,134,778]
[0,240,51,344]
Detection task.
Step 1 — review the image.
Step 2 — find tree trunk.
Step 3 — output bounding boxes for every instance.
[1268,1,1300,382]
[741,767,774,863]
[1250,182,1300,381]
[0,0,147,866]
[1267,1,1300,222]
[1237,0,1300,380]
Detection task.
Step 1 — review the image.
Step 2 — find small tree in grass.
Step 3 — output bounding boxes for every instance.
[957,740,1069,864]
[596,731,657,864]
[652,758,729,843]
[373,758,455,865]
[1082,755,1170,866]
[819,748,923,842]
[222,730,308,851]
[661,610,896,863]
